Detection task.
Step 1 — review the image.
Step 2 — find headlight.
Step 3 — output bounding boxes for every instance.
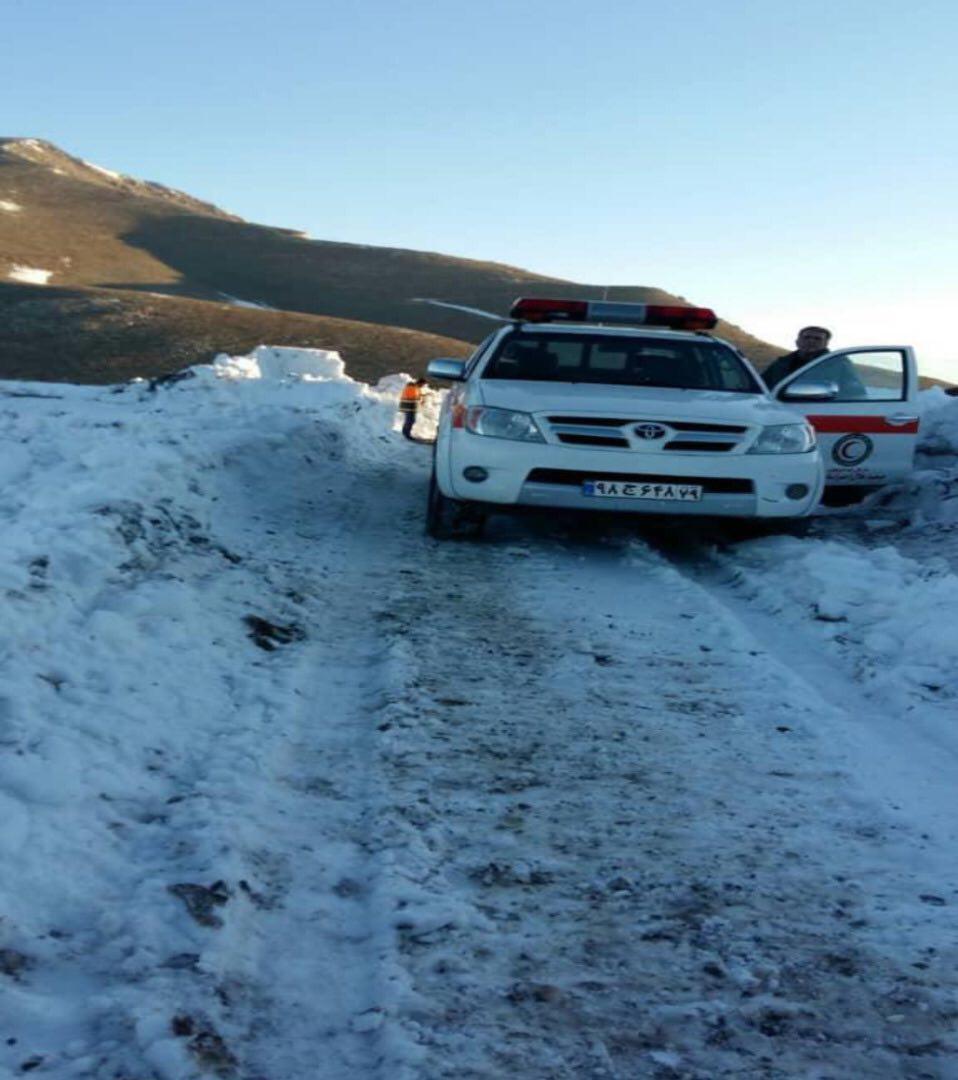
[465,406,545,443]
[748,423,817,454]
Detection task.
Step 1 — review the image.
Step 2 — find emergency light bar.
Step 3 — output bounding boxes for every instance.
[509,297,718,331]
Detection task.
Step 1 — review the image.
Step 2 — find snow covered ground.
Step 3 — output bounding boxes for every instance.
[217,294,277,311]
[81,160,123,181]
[1,349,957,1078]
[7,266,52,285]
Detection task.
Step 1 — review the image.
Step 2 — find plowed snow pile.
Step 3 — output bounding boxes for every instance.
[907,388,958,525]
[0,348,956,1079]
[716,391,958,710]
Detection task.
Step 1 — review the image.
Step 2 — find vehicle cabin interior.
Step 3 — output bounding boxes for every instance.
[485,335,756,392]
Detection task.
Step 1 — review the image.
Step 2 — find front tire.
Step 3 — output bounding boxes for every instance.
[426,470,485,539]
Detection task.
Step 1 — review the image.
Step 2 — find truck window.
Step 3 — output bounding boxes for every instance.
[482,333,761,393]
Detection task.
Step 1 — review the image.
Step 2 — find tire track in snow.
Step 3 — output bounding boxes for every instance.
[363,519,958,1077]
[653,530,958,856]
[189,421,423,1079]
[60,404,958,1078]
[48,419,416,1079]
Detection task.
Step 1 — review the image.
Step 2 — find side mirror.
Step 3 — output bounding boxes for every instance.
[779,380,839,403]
[427,358,467,381]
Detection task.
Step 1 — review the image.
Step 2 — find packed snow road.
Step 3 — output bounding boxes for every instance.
[1,349,957,1079]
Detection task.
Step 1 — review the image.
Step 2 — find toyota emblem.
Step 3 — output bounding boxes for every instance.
[635,423,668,441]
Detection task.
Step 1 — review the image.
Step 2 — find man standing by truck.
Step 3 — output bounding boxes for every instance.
[763,326,869,400]
[762,326,832,389]
[399,377,428,440]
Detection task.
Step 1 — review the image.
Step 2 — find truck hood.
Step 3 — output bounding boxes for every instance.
[476,381,801,427]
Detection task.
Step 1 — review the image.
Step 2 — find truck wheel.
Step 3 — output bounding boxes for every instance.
[426,471,485,539]
[781,517,814,538]
[725,517,813,542]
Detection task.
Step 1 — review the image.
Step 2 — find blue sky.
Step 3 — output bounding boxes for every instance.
[6,0,957,378]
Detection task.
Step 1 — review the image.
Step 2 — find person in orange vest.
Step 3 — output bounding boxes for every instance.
[399,377,428,440]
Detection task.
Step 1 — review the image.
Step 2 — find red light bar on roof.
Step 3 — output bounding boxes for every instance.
[509,297,717,331]
[509,298,589,322]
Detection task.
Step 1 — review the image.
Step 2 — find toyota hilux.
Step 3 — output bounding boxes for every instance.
[424,298,918,537]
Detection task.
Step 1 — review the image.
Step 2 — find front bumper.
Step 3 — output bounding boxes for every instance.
[442,432,825,518]
[518,480,757,517]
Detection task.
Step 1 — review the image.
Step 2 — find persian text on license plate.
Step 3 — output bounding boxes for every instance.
[582,480,703,502]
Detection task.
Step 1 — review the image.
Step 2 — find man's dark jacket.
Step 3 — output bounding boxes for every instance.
[762,348,830,390]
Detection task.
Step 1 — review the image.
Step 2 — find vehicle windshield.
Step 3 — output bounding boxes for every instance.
[482,332,761,393]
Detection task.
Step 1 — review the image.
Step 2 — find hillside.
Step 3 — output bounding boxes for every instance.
[0,137,780,382]
[0,282,471,386]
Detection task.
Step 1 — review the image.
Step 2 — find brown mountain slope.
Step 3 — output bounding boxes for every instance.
[0,137,782,382]
[0,283,471,385]
[0,138,240,300]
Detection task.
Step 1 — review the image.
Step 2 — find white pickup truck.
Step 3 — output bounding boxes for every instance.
[425,298,918,538]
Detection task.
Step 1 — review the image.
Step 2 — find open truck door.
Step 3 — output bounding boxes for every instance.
[774,346,919,494]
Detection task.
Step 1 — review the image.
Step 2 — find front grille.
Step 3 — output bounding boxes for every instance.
[547,415,633,427]
[662,420,747,434]
[526,469,754,494]
[547,415,748,434]
[664,440,736,452]
[557,433,630,448]
[544,414,750,455]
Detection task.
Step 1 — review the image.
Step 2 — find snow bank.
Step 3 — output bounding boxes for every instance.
[701,392,958,726]
[918,387,958,459]
[190,345,431,445]
[719,535,958,710]
[860,390,958,526]
[0,346,416,1075]
[8,265,52,285]
[212,344,345,383]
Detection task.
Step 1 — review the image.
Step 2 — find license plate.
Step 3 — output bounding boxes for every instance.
[582,479,703,502]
